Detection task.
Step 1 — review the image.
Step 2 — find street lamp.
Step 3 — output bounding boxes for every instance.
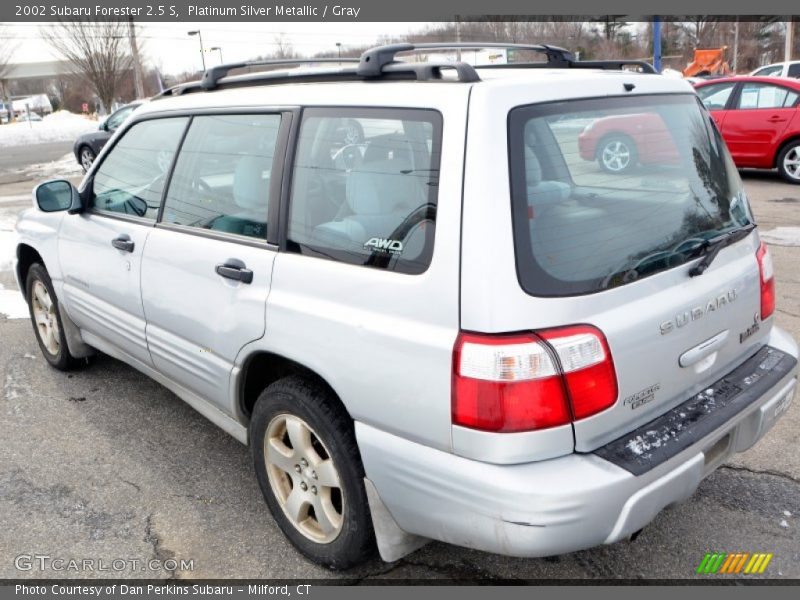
[188,30,206,71]
[336,42,342,63]
[210,47,224,65]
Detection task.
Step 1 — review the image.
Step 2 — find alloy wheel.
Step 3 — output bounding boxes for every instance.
[31,281,60,356]
[264,414,344,544]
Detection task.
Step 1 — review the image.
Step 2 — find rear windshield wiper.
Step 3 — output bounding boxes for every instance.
[688,223,757,277]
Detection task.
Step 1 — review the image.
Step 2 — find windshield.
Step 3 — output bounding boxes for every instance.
[508,94,752,297]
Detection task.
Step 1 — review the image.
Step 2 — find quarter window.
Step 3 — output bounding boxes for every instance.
[161,114,281,240]
[91,117,188,219]
[287,108,442,274]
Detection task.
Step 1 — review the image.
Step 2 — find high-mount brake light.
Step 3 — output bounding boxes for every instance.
[452,325,618,432]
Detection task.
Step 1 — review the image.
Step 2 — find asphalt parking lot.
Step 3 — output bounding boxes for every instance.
[0,166,798,581]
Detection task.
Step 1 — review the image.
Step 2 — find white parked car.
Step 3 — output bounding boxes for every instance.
[13,43,799,569]
[750,60,800,78]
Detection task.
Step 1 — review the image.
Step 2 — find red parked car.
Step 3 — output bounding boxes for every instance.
[577,76,800,184]
[577,112,679,173]
[694,76,800,183]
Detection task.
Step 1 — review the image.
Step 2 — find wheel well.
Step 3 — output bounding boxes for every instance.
[239,352,348,423]
[773,136,800,168]
[16,244,43,301]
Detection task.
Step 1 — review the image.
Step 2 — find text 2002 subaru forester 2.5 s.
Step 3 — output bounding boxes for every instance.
[14,43,798,569]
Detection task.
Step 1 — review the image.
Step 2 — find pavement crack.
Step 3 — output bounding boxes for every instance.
[777,308,800,319]
[120,479,141,492]
[720,464,800,485]
[144,514,177,580]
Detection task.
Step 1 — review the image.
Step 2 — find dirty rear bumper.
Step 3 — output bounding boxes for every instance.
[357,327,798,559]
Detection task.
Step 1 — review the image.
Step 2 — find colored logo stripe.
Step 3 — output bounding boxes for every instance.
[697,553,773,574]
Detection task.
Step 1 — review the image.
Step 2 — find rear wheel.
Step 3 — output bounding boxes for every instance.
[598,134,638,174]
[777,141,800,184]
[26,264,83,371]
[79,145,95,172]
[250,376,376,569]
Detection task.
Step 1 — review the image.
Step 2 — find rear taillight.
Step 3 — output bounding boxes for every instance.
[757,241,775,320]
[452,326,618,433]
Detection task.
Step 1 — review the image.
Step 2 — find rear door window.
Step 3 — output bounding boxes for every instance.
[736,83,799,109]
[287,108,442,274]
[508,94,752,296]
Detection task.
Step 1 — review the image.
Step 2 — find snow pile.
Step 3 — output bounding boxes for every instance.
[0,212,16,273]
[0,211,28,320]
[27,152,83,179]
[0,111,96,147]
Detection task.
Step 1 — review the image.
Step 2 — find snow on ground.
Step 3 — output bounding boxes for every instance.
[0,288,28,319]
[27,152,84,179]
[760,227,800,247]
[0,212,17,273]
[0,211,28,319]
[0,110,96,147]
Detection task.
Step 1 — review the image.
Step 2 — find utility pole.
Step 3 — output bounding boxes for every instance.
[733,20,739,72]
[128,17,145,99]
[653,16,662,72]
[455,16,461,62]
[786,18,795,62]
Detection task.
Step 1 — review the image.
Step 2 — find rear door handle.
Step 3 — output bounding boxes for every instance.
[767,116,787,122]
[111,235,134,252]
[215,259,253,284]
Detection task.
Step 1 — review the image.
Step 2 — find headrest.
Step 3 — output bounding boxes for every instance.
[346,158,418,215]
[233,155,268,211]
[525,146,543,187]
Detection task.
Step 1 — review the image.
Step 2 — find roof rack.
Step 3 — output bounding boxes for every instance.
[357,42,656,75]
[199,57,359,90]
[155,41,655,98]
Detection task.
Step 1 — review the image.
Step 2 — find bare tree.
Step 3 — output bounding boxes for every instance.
[273,33,297,59]
[0,25,18,106]
[42,20,132,112]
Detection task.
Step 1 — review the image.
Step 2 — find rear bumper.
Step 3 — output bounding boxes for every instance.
[357,327,798,558]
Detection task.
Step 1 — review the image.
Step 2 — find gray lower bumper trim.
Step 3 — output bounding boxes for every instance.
[594,346,796,476]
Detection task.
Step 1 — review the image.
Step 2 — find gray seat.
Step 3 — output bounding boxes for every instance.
[525,146,571,206]
[209,155,269,236]
[312,156,424,252]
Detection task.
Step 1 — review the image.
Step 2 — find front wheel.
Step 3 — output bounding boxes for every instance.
[777,141,800,184]
[79,146,96,172]
[250,376,376,569]
[26,264,83,370]
[598,134,638,174]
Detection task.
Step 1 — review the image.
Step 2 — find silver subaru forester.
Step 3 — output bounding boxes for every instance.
[14,44,798,569]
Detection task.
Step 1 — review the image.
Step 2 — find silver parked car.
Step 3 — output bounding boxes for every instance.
[13,43,798,569]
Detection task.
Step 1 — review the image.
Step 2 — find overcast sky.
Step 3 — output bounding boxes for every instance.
[3,22,423,75]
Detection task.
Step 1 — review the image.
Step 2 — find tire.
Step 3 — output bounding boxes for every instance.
[776,140,800,184]
[250,376,376,569]
[597,134,638,174]
[79,145,95,172]
[26,264,84,371]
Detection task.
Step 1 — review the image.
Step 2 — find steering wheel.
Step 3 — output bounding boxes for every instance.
[331,143,365,171]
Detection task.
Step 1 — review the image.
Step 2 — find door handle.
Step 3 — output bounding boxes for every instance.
[111,235,134,252]
[215,259,253,284]
[767,116,787,122]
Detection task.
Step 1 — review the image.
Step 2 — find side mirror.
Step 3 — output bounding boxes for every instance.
[99,120,108,132]
[33,180,82,214]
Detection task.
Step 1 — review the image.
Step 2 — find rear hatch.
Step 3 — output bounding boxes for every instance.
[509,94,767,451]
[502,92,772,452]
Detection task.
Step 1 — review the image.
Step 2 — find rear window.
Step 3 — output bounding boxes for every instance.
[508,94,753,297]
